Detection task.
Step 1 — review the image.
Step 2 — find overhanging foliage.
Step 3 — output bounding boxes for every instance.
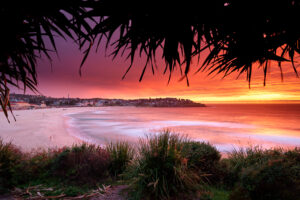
[1,0,300,120]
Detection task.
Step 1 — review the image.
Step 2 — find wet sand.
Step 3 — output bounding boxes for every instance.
[0,107,98,151]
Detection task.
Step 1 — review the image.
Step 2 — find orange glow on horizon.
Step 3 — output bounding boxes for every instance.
[191,92,300,103]
[11,38,300,102]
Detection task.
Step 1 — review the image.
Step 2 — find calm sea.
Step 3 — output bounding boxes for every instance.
[66,104,300,152]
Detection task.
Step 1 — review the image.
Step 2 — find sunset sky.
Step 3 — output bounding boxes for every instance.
[12,37,300,103]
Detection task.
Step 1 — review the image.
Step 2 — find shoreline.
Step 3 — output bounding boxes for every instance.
[0,107,99,152]
[63,111,104,146]
[0,106,299,153]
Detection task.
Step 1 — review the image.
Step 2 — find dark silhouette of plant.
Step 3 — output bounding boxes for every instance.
[89,0,300,86]
[0,0,93,121]
[2,0,300,119]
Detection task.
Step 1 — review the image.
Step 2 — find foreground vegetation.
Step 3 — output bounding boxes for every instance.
[0,131,299,199]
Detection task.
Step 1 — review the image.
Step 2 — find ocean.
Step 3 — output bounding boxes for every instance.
[66,104,300,152]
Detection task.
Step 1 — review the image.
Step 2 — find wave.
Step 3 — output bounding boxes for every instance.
[156,120,255,129]
[64,113,101,145]
[93,110,107,114]
[62,107,300,152]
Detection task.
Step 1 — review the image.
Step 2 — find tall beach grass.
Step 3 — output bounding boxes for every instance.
[106,141,134,177]
[126,130,200,199]
[0,131,299,199]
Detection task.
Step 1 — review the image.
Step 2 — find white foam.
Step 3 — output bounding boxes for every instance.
[64,114,99,145]
[154,120,255,129]
[93,110,107,114]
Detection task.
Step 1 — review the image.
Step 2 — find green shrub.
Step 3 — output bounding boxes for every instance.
[230,160,300,200]
[106,141,134,177]
[128,130,200,200]
[0,139,26,193]
[51,144,110,183]
[228,148,300,200]
[182,141,221,182]
[25,149,58,180]
[284,147,300,162]
[222,147,284,188]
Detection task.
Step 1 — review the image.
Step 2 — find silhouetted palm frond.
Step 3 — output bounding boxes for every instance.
[2,0,300,121]
[89,0,300,85]
[0,0,93,121]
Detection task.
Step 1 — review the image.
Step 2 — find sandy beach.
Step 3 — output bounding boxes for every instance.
[1,104,300,153]
[0,107,99,152]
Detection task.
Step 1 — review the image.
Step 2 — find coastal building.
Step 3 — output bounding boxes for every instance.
[75,102,84,107]
[95,100,105,106]
[52,101,61,106]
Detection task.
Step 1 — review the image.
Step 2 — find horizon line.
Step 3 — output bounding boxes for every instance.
[10,93,300,104]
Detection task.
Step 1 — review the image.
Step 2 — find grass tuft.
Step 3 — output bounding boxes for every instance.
[127,130,200,199]
[106,141,134,177]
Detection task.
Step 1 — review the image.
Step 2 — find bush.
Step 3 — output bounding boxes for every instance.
[0,139,25,193]
[228,148,300,200]
[24,149,59,180]
[128,130,200,199]
[182,141,221,182]
[222,147,284,188]
[284,147,300,162]
[106,141,134,177]
[50,144,110,183]
[227,147,283,168]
